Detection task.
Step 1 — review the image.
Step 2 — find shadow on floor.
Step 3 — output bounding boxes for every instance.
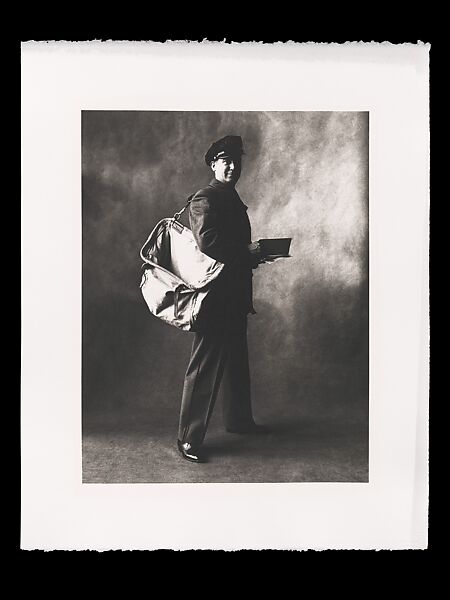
[82,410,368,484]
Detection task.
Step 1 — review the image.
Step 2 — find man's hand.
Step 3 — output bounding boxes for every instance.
[248,241,262,269]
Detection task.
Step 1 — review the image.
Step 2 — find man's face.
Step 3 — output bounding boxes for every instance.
[211,156,241,185]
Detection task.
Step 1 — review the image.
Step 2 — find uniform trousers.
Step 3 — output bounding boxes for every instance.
[178,315,254,446]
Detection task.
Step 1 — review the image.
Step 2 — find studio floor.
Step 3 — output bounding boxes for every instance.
[82,409,369,484]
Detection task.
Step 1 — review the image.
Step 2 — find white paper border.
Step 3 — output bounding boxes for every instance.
[21,41,429,550]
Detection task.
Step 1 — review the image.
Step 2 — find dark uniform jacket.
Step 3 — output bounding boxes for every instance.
[189,178,256,324]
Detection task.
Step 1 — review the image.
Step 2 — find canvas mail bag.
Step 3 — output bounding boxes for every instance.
[139,200,225,331]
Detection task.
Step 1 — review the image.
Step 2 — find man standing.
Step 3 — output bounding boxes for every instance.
[177,135,268,463]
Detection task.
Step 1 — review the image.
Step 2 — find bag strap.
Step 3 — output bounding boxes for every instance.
[173,194,194,221]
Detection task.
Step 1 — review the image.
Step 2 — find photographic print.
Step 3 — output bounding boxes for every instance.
[22,42,429,550]
[81,110,369,484]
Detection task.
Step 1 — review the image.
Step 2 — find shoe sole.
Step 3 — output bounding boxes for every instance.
[177,449,205,463]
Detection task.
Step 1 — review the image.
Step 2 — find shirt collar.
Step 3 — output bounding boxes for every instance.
[209,177,235,190]
[209,178,248,210]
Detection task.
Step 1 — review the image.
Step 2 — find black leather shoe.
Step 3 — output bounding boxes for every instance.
[226,423,270,435]
[177,440,205,463]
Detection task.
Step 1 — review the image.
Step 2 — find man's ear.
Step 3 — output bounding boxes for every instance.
[210,161,216,172]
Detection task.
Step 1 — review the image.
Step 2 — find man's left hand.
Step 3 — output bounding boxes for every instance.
[248,241,262,269]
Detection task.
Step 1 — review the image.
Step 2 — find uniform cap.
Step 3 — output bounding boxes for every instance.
[204,135,244,166]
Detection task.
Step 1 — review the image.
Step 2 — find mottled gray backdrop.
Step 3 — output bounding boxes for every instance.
[82,111,368,429]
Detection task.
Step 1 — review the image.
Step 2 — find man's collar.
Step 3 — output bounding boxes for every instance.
[208,178,248,210]
[209,177,236,190]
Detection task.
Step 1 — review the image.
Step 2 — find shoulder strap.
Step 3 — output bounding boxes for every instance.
[173,194,194,221]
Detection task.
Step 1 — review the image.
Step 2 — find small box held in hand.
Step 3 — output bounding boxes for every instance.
[258,238,292,259]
